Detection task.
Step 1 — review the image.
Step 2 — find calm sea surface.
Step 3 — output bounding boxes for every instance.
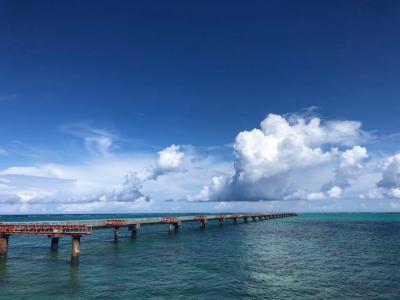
[0,213,399,299]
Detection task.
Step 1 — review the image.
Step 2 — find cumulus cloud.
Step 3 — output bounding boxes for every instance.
[4,111,400,213]
[145,144,185,180]
[189,113,369,202]
[323,146,368,191]
[377,154,400,189]
[326,186,343,199]
[370,154,400,199]
[102,144,185,201]
[88,145,186,205]
[0,145,186,208]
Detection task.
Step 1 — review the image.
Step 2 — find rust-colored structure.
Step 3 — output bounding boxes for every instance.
[0,213,297,264]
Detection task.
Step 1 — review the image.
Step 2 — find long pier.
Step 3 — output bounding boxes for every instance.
[0,213,297,264]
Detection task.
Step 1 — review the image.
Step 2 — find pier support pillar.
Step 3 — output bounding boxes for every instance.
[174,222,181,231]
[218,219,224,226]
[168,221,180,232]
[114,227,120,242]
[50,237,59,251]
[233,218,237,224]
[129,224,140,238]
[244,217,248,223]
[0,235,9,258]
[71,235,81,265]
[252,216,257,222]
[199,220,206,229]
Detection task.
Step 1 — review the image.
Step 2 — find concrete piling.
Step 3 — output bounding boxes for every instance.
[175,222,181,231]
[71,235,81,265]
[0,235,9,258]
[129,224,140,238]
[199,220,206,229]
[168,221,180,232]
[0,213,297,263]
[50,237,59,251]
[114,227,120,242]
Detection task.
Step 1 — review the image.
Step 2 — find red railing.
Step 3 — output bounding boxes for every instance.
[0,224,92,236]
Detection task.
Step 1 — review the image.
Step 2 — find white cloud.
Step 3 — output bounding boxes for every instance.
[0,145,187,208]
[3,112,400,213]
[306,192,325,201]
[61,123,117,157]
[88,172,150,204]
[363,154,400,200]
[147,144,185,180]
[1,165,65,178]
[104,144,185,201]
[104,144,186,202]
[189,113,369,202]
[377,154,400,190]
[327,186,343,198]
[323,146,368,191]
[84,135,113,157]
[389,188,400,199]
[187,176,228,202]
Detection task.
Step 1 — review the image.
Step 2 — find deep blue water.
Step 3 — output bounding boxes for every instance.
[0,213,399,299]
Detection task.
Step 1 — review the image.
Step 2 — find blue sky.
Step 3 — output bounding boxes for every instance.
[1,1,400,213]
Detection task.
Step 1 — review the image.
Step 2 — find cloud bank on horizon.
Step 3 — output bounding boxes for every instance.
[188,114,372,202]
[0,112,400,213]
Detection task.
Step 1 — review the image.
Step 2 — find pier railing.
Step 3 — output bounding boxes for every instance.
[0,213,297,264]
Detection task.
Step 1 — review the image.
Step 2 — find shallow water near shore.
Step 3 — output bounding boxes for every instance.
[0,213,399,299]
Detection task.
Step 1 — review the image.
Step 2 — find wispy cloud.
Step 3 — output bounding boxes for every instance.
[0,144,190,209]
[61,123,118,157]
[0,148,8,156]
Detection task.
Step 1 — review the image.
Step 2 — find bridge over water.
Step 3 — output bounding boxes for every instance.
[0,213,297,264]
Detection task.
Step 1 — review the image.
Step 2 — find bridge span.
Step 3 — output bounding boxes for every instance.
[0,213,297,264]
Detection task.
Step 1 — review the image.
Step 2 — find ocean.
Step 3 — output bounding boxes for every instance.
[0,213,399,299]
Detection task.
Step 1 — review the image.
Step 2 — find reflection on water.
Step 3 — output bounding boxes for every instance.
[0,213,399,299]
[0,259,7,283]
[69,264,79,287]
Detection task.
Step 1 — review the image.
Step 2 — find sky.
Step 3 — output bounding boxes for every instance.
[1,0,400,214]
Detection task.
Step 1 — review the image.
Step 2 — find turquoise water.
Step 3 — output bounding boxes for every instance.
[0,213,399,299]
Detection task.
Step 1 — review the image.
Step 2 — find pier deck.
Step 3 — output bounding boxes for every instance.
[0,213,297,264]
